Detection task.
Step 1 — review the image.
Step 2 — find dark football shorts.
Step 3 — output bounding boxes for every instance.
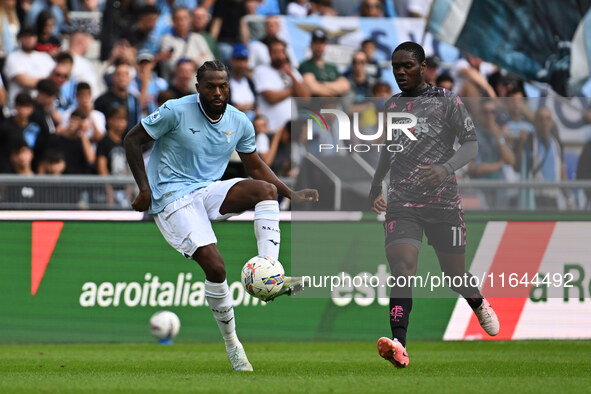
[384,207,466,255]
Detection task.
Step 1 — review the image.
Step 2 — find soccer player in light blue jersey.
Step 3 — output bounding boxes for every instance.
[124,60,317,372]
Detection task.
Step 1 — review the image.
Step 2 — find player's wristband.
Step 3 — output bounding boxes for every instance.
[369,184,382,201]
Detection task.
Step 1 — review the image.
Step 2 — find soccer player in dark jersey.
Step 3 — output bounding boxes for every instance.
[369,42,499,369]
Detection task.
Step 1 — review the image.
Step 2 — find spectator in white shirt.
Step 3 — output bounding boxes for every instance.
[3,26,55,116]
[68,30,101,99]
[158,6,214,80]
[252,38,310,133]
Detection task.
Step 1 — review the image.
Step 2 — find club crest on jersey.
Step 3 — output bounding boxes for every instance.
[222,130,235,143]
[145,110,161,124]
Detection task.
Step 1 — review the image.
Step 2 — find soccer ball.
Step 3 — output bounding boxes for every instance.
[241,256,285,301]
[149,311,181,342]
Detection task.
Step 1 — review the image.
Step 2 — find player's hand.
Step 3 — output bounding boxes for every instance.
[291,189,319,203]
[417,164,448,188]
[371,195,387,214]
[131,190,151,212]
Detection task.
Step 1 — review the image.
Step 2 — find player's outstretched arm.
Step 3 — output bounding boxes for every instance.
[238,151,318,203]
[124,123,155,212]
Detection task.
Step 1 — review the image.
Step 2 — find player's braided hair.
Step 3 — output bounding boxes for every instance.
[392,41,426,64]
[196,60,229,83]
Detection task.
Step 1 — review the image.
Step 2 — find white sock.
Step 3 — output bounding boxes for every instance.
[204,280,240,350]
[254,200,280,260]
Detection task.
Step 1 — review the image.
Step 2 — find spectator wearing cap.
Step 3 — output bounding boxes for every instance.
[132,51,168,116]
[158,6,214,81]
[2,26,55,116]
[169,59,197,99]
[94,61,141,134]
[298,29,349,97]
[0,92,41,173]
[253,38,310,134]
[229,44,257,120]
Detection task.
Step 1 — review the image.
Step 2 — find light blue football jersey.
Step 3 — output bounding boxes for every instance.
[141,94,256,213]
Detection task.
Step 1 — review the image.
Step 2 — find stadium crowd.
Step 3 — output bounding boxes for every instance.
[0,0,590,210]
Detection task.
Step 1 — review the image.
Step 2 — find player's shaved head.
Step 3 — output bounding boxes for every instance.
[392,41,425,64]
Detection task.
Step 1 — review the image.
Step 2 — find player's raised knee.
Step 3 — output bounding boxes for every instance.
[257,181,278,201]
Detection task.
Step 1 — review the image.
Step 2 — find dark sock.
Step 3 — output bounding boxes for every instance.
[451,272,483,309]
[389,287,412,348]
[465,294,483,309]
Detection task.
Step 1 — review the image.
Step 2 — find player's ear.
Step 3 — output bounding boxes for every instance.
[195,82,200,92]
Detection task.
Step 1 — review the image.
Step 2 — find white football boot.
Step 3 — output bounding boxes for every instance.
[473,299,500,336]
[266,276,308,301]
[227,344,253,372]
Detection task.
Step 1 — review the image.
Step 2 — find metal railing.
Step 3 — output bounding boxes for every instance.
[0,175,590,211]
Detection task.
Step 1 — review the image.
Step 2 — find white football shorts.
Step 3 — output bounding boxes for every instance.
[154,178,245,258]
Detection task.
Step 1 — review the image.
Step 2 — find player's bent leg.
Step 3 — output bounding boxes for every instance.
[437,253,499,336]
[193,244,253,371]
[219,179,278,215]
[377,337,409,369]
[218,179,307,302]
[219,179,282,260]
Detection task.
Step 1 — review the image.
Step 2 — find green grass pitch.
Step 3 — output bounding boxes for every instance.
[1,341,590,393]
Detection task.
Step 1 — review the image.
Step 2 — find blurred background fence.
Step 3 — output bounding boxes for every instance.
[1,173,590,211]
